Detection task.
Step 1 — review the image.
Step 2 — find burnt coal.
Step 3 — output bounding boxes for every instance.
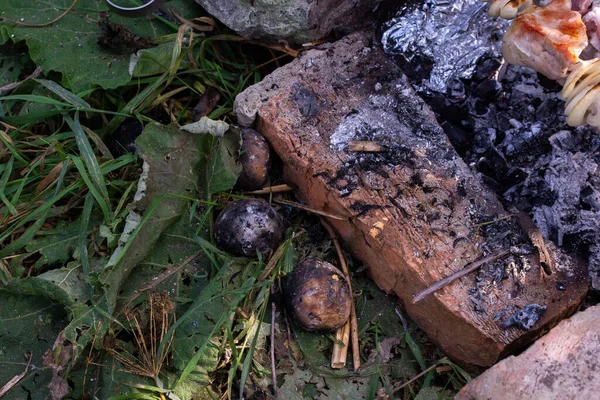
[392,50,600,293]
[497,304,547,330]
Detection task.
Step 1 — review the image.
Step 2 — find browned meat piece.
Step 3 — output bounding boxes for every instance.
[502,0,588,80]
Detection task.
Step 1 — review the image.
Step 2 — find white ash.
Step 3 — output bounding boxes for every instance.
[329,94,401,152]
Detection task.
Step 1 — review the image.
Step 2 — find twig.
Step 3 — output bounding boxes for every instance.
[348,140,384,152]
[206,34,300,57]
[171,9,215,32]
[259,230,303,282]
[259,240,289,282]
[0,259,13,281]
[244,54,291,77]
[245,184,295,195]
[0,0,77,27]
[0,67,42,96]
[392,362,440,393]
[330,320,351,368]
[515,211,554,274]
[321,220,360,371]
[0,353,32,397]
[274,198,348,221]
[270,301,278,397]
[123,250,204,310]
[412,249,510,304]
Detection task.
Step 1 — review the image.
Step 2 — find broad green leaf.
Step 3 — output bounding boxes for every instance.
[201,127,242,197]
[1,269,84,308]
[1,265,108,399]
[117,214,203,309]
[172,276,257,390]
[164,260,259,398]
[169,259,245,371]
[294,328,332,367]
[0,155,17,215]
[37,264,91,304]
[0,291,67,400]
[354,278,404,338]
[172,350,220,400]
[99,122,241,311]
[0,0,203,92]
[277,370,313,400]
[316,375,374,400]
[132,42,175,78]
[25,219,80,270]
[67,352,154,399]
[0,25,13,45]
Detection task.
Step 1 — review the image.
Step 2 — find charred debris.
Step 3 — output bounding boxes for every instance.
[383,0,600,295]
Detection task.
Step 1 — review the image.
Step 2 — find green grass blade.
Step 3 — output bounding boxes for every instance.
[0,209,50,259]
[53,160,70,198]
[34,78,91,108]
[79,192,94,276]
[151,12,179,31]
[69,155,112,222]
[0,94,72,107]
[0,156,18,215]
[113,181,137,222]
[367,374,378,400]
[9,164,35,209]
[405,331,426,370]
[0,133,30,166]
[0,110,64,126]
[108,394,161,400]
[422,370,434,388]
[90,299,126,330]
[0,181,79,246]
[65,112,112,222]
[104,71,170,135]
[238,293,271,399]
[0,136,133,249]
[405,331,433,388]
[438,357,472,383]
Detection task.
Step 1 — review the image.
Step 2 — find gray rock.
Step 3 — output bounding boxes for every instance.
[195,0,386,44]
[457,305,600,400]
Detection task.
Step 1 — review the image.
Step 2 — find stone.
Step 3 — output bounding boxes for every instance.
[234,31,588,368]
[457,305,600,399]
[195,0,387,45]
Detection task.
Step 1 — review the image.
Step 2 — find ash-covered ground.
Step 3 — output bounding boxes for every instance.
[383,3,600,293]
